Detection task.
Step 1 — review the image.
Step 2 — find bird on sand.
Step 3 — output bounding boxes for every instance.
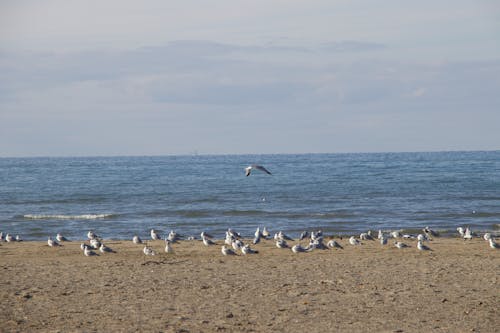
[245,165,272,177]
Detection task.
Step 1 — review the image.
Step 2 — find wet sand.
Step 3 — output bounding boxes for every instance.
[0,237,499,332]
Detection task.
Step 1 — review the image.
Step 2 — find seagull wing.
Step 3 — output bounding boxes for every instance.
[253,165,272,175]
[245,167,252,176]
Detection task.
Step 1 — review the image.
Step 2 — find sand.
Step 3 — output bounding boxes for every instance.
[0,236,499,333]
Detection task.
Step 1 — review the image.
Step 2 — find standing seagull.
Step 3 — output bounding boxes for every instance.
[245,165,272,177]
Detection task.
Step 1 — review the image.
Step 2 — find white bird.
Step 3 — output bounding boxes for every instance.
[327,239,343,249]
[417,240,431,251]
[276,239,289,248]
[47,236,60,247]
[463,227,473,240]
[349,236,360,246]
[291,244,307,253]
[245,164,272,177]
[423,226,438,237]
[90,238,101,249]
[483,233,492,241]
[200,231,214,239]
[457,227,465,237]
[202,236,215,246]
[221,245,236,256]
[87,230,98,240]
[15,235,22,242]
[84,247,97,256]
[380,236,388,245]
[56,233,68,242]
[164,239,174,253]
[150,229,160,240]
[299,231,309,241]
[232,239,244,251]
[0,232,3,241]
[360,232,373,241]
[143,246,156,256]
[377,230,383,240]
[241,244,258,255]
[132,235,143,244]
[99,243,115,253]
[80,243,89,251]
[5,234,14,242]
[489,238,499,249]
[417,234,428,242]
[262,226,270,238]
[254,227,262,239]
[252,234,261,245]
[394,241,408,249]
[390,231,401,238]
[167,230,180,242]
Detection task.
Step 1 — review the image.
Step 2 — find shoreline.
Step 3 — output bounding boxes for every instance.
[1,237,499,332]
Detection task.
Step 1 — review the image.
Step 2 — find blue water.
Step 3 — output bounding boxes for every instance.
[1,151,499,240]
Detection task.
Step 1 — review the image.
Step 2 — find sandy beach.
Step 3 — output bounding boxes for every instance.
[0,236,498,333]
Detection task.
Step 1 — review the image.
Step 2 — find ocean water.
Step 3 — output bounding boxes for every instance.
[1,151,499,240]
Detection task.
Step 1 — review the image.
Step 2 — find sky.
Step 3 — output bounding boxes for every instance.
[1,0,499,157]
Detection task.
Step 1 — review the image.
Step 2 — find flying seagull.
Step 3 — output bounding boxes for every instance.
[245,165,272,177]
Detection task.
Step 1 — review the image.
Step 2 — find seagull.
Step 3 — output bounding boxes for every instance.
[167,230,180,242]
[56,233,69,242]
[90,238,101,249]
[463,227,473,240]
[483,233,492,241]
[360,232,373,241]
[377,230,383,240]
[99,243,115,253]
[202,235,215,246]
[84,247,98,256]
[15,235,22,242]
[47,236,60,247]
[390,231,401,238]
[457,227,465,237]
[253,233,261,245]
[489,238,499,249]
[5,234,14,242]
[132,235,143,244]
[417,234,428,242]
[417,240,431,251]
[299,231,309,241]
[380,236,388,245]
[276,239,289,248]
[150,229,161,241]
[349,236,360,246]
[245,164,272,177]
[87,230,98,240]
[221,245,237,256]
[327,239,343,249]
[200,231,214,239]
[394,241,408,249]
[232,239,244,251]
[262,226,270,238]
[164,239,174,253]
[291,244,307,253]
[143,246,156,256]
[423,226,438,238]
[241,244,258,255]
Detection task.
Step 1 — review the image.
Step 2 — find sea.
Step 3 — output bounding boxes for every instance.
[1,151,499,241]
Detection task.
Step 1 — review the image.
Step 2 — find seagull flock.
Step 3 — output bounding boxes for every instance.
[2,224,497,257]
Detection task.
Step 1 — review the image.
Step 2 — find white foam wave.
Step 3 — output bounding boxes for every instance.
[23,214,113,220]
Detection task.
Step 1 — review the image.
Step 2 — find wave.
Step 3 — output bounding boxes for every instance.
[22,214,115,220]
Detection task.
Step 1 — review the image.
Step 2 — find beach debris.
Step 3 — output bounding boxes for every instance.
[244,164,272,177]
[221,245,237,256]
